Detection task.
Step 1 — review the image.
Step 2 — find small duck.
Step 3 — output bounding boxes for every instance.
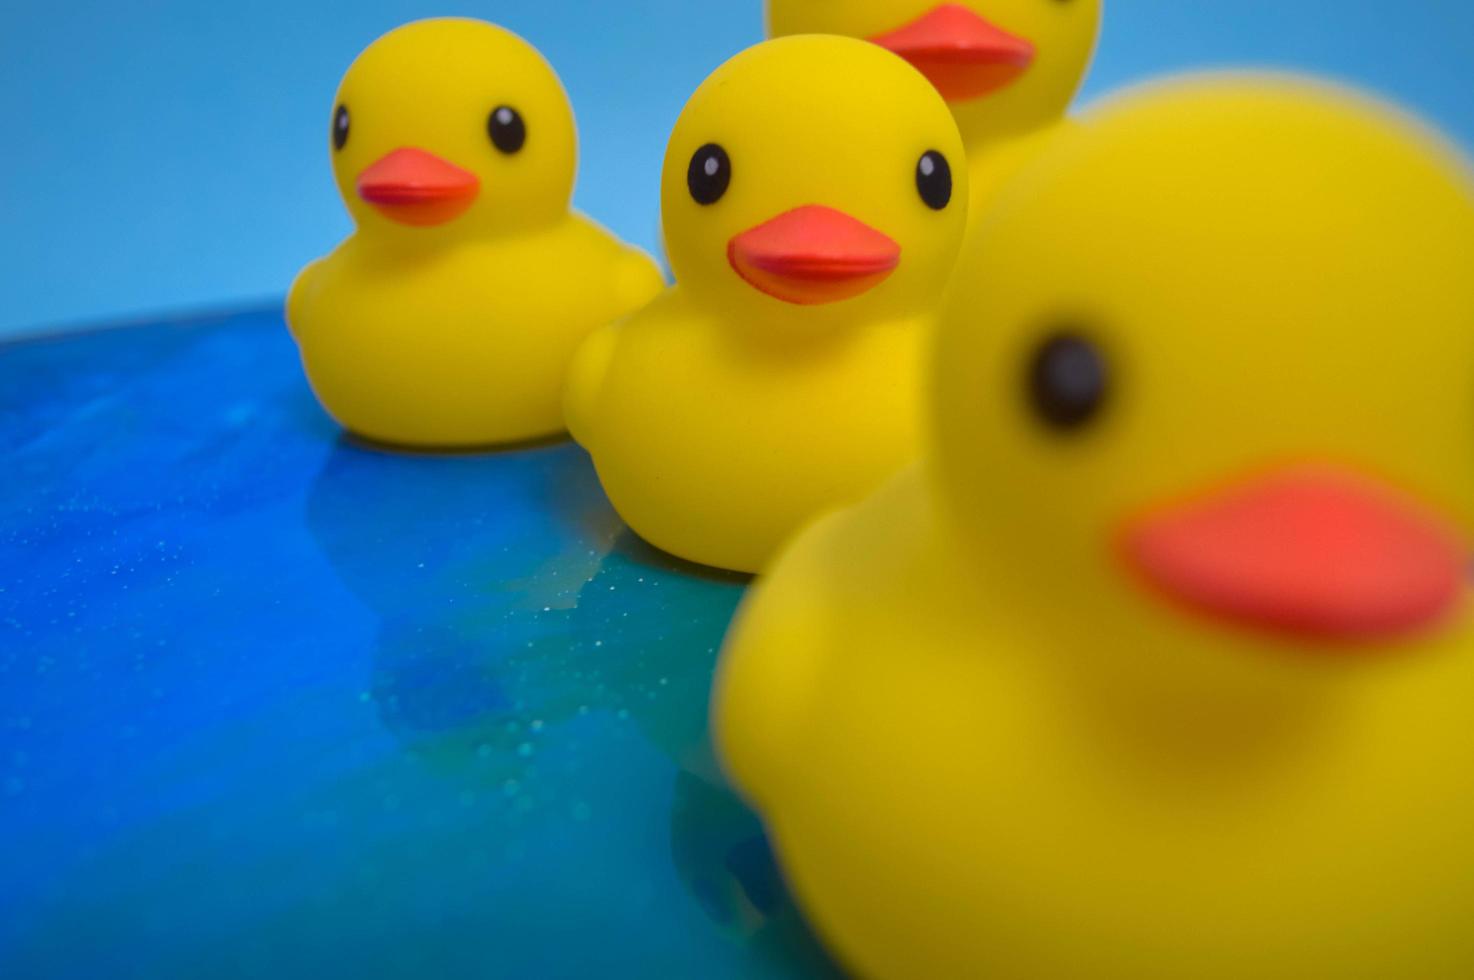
[768,0,1100,223]
[288,18,662,448]
[715,77,1474,979]
[565,36,967,573]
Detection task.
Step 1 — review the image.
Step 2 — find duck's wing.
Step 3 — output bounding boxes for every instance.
[563,321,621,447]
[713,507,842,810]
[566,211,665,316]
[284,258,323,340]
[611,244,666,315]
[713,465,939,808]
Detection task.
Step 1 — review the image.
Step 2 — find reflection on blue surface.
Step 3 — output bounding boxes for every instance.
[0,310,839,978]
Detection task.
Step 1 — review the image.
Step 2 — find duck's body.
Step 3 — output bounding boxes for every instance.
[567,289,925,573]
[287,18,660,449]
[292,214,658,447]
[566,36,966,573]
[715,78,1474,977]
[724,465,1474,979]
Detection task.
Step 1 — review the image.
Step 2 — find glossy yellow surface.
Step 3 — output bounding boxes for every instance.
[566,36,967,573]
[715,77,1474,978]
[288,18,662,448]
[768,0,1100,223]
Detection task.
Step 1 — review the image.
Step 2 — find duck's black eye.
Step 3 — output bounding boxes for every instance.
[688,143,731,205]
[488,106,526,154]
[916,150,952,210]
[1027,332,1108,431]
[332,105,350,151]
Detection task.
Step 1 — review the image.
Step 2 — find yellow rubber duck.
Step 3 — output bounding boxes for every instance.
[768,0,1100,223]
[715,76,1474,979]
[565,36,967,574]
[288,18,662,449]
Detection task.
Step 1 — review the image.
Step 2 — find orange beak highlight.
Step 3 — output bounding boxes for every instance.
[869,3,1035,102]
[1120,465,1466,644]
[356,147,480,227]
[727,205,901,306]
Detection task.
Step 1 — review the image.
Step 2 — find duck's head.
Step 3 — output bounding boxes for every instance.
[933,77,1474,698]
[768,1,1100,144]
[329,18,575,241]
[662,36,967,335]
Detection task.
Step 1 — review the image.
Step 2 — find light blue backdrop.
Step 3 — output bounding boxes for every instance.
[1,1,1471,338]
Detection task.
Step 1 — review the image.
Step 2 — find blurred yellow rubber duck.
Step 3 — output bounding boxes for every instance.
[769,0,1100,222]
[716,76,1474,979]
[288,18,662,448]
[565,36,967,573]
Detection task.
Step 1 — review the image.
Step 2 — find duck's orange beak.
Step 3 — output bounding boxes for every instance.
[727,205,901,306]
[1120,465,1466,644]
[356,147,480,227]
[869,3,1035,102]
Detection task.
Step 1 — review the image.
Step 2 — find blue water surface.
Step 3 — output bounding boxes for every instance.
[0,310,839,978]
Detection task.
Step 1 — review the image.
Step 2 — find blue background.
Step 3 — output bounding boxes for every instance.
[1,0,1473,338]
